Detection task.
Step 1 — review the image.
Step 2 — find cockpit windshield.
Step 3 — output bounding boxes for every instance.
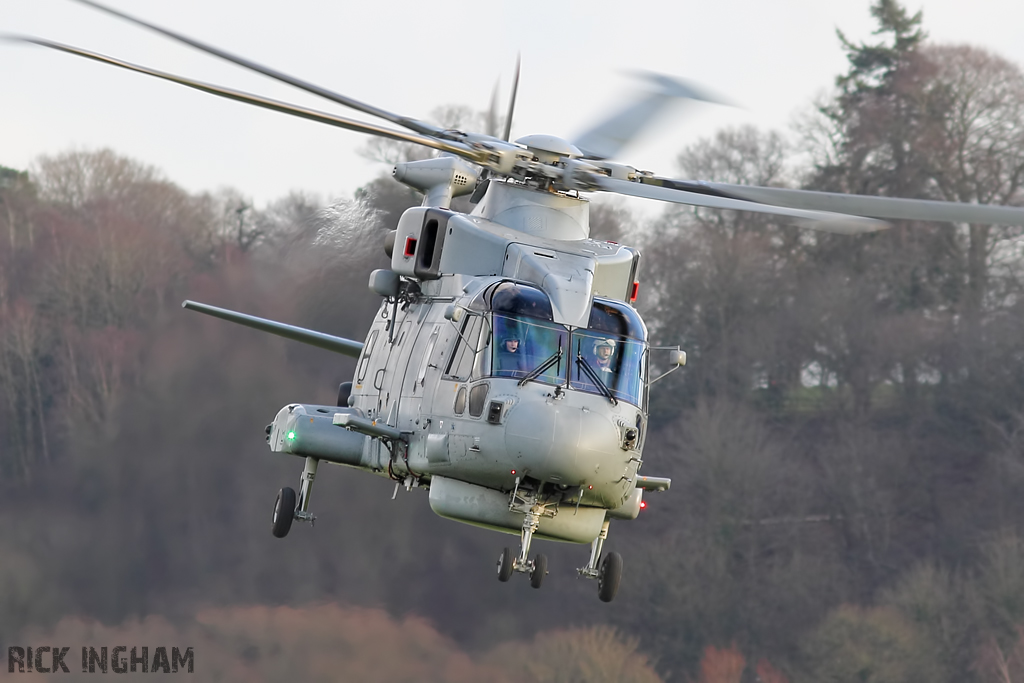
[569,330,645,405]
[492,314,567,383]
[488,282,566,382]
[483,282,647,406]
[569,300,646,404]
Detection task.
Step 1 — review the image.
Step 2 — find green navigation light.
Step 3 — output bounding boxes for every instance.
[287,431,296,440]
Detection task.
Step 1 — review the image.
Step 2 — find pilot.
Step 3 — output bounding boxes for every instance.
[593,338,616,373]
[496,335,527,375]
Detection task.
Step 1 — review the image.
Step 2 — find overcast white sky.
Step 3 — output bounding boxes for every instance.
[4,0,1024,208]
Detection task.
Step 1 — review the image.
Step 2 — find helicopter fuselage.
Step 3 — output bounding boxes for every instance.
[267,182,659,543]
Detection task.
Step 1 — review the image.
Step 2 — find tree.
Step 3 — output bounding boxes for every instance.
[800,605,943,683]
[640,127,805,416]
[485,626,662,683]
[0,165,38,250]
[801,0,1024,414]
[0,301,50,481]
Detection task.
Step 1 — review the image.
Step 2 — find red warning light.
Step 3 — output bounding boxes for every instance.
[511,469,517,475]
[630,281,639,303]
[640,501,647,509]
[588,485,593,490]
[404,236,418,257]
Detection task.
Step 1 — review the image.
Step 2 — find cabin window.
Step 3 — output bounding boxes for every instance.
[468,383,489,417]
[416,326,440,386]
[357,330,379,383]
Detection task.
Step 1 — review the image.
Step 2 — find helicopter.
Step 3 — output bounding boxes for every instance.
[12,0,1024,604]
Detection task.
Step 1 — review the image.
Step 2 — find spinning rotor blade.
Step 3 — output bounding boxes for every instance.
[70,0,447,139]
[485,82,500,138]
[688,181,1024,227]
[593,176,887,234]
[574,73,728,161]
[13,37,481,162]
[502,55,521,142]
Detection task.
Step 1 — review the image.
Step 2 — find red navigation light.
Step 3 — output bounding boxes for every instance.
[404,237,417,257]
[511,469,516,475]
[640,500,647,509]
[630,281,639,303]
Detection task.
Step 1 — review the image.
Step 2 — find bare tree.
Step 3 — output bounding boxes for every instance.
[641,126,806,408]
[32,148,164,209]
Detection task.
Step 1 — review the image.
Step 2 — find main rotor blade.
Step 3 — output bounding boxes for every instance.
[502,55,521,142]
[486,81,500,138]
[70,0,446,138]
[594,176,888,234]
[575,73,728,161]
[14,36,481,162]
[690,181,1024,227]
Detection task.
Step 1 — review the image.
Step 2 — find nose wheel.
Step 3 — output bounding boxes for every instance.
[497,547,514,582]
[530,553,548,589]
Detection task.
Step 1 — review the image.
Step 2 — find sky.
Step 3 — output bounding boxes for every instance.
[4,0,1024,209]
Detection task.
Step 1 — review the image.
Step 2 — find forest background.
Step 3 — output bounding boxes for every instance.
[3,2,1024,681]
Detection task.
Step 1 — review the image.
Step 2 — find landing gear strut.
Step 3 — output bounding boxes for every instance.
[495,500,549,588]
[271,456,319,539]
[578,518,622,602]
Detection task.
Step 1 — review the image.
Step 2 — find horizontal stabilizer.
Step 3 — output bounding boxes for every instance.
[182,300,363,358]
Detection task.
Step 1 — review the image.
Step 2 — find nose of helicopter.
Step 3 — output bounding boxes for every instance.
[504,397,623,486]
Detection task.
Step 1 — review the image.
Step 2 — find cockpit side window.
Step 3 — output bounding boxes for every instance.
[444,315,484,381]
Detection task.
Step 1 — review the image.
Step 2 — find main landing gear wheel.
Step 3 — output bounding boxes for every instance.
[497,547,513,582]
[530,553,548,589]
[272,487,296,538]
[598,551,622,603]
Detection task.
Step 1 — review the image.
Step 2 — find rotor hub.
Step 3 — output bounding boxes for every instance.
[515,134,582,163]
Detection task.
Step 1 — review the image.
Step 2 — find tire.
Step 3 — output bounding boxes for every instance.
[530,553,548,589]
[598,551,622,603]
[497,547,513,582]
[272,487,296,538]
[337,382,353,408]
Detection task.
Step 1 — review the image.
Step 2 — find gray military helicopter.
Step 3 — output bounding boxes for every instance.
[15,0,1024,603]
